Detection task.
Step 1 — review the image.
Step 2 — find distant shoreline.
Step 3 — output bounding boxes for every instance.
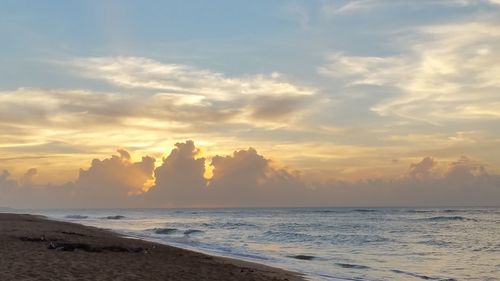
[0,213,303,281]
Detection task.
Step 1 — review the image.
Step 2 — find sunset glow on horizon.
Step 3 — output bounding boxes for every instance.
[1,0,500,208]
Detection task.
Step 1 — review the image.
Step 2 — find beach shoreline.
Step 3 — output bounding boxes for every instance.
[0,213,304,281]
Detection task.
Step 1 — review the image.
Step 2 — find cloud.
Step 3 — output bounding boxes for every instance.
[0,170,17,191]
[325,0,376,14]
[204,147,306,207]
[408,157,437,179]
[309,156,500,207]
[19,168,37,186]
[0,56,318,175]
[319,21,500,124]
[0,149,156,208]
[249,95,313,122]
[0,88,135,131]
[146,142,305,207]
[318,53,404,86]
[0,168,73,209]
[71,56,314,99]
[1,142,499,208]
[450,0,500,6]
[71,56,317,125]
[73,150,155,207]
[323,0,500,15]
[146,141,207,207]
[210,148,267,186]
[445,156,488,182]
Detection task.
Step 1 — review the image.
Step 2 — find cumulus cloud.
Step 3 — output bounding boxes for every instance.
[210,148,268,188]
[128,142,306,207]
[1,142,499,208]
[74,150,155,207]
[146,142,305,207]
[0,170,17,191]
[209,148,273,206]
[19,168,37,186]
[0,167,73,209]
[319,21,500,124]
[208,152,498,207]
[146,141,207,207]
[308,156,500,207]
[444,156,488,183]
[0,149,155,208]
[408,157,437,179]
[207,147,305,206]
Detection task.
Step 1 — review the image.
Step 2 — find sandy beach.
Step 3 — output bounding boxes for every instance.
[0,213,303,281]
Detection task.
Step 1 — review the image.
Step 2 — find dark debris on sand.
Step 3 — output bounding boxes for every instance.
[1,214,303,281]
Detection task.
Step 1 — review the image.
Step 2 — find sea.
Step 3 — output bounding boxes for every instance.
[17,207,500,281]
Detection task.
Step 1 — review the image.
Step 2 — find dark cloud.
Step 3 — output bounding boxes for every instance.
[74,150,155,207]
[117,149,131,160]
[146,141,207,207]
[211,148,267,188]
[0,170,17,191]
[207,147,307,207]
[249,95,312,122]
[145,143,306,207]
[19,168,37,186]
[0,141,83,155]
[1,144,499,208]
[308,156,500,207]
[408,156,436,179]
[444,156,488,183]
[0,168,73,209]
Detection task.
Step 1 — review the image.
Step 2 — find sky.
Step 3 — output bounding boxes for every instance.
[1,0,499,208]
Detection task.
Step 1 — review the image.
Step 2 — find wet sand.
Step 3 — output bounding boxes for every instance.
[0,213,303,281]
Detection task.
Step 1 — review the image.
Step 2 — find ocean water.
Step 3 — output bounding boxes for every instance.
[21,208,500,281]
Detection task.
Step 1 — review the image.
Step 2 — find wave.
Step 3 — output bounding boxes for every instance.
[418,239,453,247]
[102,215,126,220]
[202,222,258,229]
[442,209,461,213]
[152,228,179,235]
[65,215,88,219]
[391,269,456,281]
[183,229,204,235]
[352,209,378,213]
[289,255,316,260]
[308,208,381,214]
[336,263,370,270]
[310,209,338,213]
[337,234,390,244]
[424,216,477,222]
[262,231,316,242]
[147,227,204,236]
[472,244,500,252]
[270,222,324,229]
[407,209,435,213]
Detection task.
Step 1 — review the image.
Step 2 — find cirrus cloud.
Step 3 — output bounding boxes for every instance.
[319,21,500,124]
